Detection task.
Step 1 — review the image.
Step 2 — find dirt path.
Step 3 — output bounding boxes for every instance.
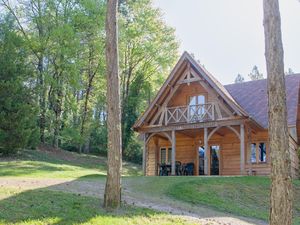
[0,178,267,225]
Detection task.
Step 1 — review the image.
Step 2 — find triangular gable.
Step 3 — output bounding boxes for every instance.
[133,52,252,130]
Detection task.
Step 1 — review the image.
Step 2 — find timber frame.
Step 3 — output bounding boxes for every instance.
[134,52,300,178]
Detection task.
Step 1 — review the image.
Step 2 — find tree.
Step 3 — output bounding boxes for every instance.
[104,0,122,209]
[0,0,178,162]
[285,68,294,75]
[234,74,245,83]
[263,0,293,224]
[248,65,264,80]
[118,0,178,155]
[0,15,38,155]
[1,0,52,144]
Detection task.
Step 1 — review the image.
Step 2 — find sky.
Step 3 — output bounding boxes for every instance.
[152,0,300,84]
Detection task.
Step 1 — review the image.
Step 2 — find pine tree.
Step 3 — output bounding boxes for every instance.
[0,16,38,155]
[104,0,122,209]
[263,0,293,224]
[234,74,245,83]
[248,65,264,80]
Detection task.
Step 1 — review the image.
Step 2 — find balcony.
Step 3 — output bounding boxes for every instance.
[165,103,216,125]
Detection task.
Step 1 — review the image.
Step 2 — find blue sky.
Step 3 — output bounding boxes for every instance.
[153,0,300,84]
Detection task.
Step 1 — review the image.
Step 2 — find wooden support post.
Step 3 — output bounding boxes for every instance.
[240,124,245,175]
[154,137,159,176]
[204,127,209,175]
[195,138,199,176]
[143,133,147,176]
[171,130,176,175]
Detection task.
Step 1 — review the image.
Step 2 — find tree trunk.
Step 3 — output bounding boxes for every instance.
[104,0,122,210]
[263,0,293,224]
[38,56,46,143]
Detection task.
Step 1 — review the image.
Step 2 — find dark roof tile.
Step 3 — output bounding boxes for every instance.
[225,74,300,128]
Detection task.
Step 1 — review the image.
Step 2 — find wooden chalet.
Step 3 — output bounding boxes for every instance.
[133,52,300,178]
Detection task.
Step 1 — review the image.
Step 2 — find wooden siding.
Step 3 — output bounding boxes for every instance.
[168,82,210,107]
[289,136,299,178]
[145,129,299,178]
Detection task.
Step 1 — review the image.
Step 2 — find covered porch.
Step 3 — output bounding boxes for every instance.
[142,123,247,176]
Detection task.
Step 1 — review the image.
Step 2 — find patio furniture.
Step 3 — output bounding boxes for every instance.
[159,163,171,176]
[175,161,182,175]
[184,162,194,176]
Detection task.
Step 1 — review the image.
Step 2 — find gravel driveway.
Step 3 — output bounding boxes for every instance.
[0,178,267,225]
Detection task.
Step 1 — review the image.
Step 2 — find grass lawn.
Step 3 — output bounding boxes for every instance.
[126,176,300,224]
[0,187,198,225]
[1,149,300,224]
[0,149,141,179]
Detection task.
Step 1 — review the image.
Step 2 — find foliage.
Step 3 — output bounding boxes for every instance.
[0,0,179,161]
[285,68,295,75]
[234,73,245,83]
[119,0,179,155]
[248,65,264,80]
[0,15,39,155]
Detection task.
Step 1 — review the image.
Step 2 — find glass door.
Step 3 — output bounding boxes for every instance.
[188,95,205,122]
[210,145,220,175]
[198,146,205,175]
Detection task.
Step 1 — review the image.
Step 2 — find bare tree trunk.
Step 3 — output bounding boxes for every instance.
[38,56,46,143]
[104,0,122,210]
[263,0,293,224]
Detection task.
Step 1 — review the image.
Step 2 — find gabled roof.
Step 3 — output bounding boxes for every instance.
[225,74,300,128]
[133,52,252,130]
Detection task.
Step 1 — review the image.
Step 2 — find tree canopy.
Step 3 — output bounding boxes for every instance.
[0,0,179,162]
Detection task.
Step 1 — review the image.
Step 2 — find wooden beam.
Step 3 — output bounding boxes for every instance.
[195,138,199,176]
[140,117,245,133]
[154,137,159,176]
[199,80,233,117]
[149,63,190,125]
[177,130,195,139]
[171,130,176,175]
[177,77,202,85]
[204,127,208,175]
[134,59,187,128]
[143,133,147,175]
[240,124,245,174]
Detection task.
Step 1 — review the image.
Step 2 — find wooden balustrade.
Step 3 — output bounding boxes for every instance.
[165,103,215,125]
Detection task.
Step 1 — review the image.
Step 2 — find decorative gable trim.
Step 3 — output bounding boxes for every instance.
[133,52,259,130]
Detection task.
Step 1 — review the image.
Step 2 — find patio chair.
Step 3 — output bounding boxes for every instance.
[175,161,182,176]
[184,162,194,176]
[159,163,170,176]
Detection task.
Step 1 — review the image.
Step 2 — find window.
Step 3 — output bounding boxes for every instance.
[249,142,267,163]
[189,95,206,121]
[189,95,205,106]
[161,148,166,164]
[258,143,266,162]
[168,148,172,164]
[251,143,256,163]
[160,147,172,164]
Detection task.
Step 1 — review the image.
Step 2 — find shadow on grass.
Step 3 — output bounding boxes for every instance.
[0,178,164,225]
[0,150,142,178]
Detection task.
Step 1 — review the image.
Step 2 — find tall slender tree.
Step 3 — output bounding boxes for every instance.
[248,65,264,80]
[234,74,245,83]
[104,0,122,209]
[263,0,293,224]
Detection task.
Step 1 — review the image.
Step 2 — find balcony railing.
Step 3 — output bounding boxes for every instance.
[165,103,216,125]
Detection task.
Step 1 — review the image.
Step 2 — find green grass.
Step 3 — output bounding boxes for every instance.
[2,149,300,224]
[125,176,300,224]
[165,176,300,224]
[0,149,142,179]
[0,187,198,225]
